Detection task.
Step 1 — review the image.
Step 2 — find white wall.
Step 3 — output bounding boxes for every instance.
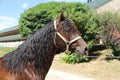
[97,0,120,13]
[0,41,24,47]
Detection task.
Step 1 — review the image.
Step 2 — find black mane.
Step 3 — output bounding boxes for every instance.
[2,21,56,72]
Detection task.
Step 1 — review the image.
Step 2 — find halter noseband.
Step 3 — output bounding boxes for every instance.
[54,20,82,53]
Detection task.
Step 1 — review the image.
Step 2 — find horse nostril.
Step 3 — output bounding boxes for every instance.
[85,47,88,51]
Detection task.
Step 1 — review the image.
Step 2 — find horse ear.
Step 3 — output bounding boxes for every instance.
[57,11,65,22]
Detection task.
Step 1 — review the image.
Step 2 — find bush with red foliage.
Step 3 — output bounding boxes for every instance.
[110,28,120,56]
[97,12,120,57]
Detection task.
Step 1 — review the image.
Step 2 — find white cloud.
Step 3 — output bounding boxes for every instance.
[22,3,28,9]
[0,16,18,30]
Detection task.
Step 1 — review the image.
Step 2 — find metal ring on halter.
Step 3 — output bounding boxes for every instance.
[53,20,82,53]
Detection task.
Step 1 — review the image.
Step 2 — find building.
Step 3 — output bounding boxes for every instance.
[0,26,24,42]
[96,0,120,13]
[0,26,24,47]
[87,0,120,13]
[87,0,95,3]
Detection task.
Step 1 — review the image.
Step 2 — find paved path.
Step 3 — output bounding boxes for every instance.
[46,69,94,80]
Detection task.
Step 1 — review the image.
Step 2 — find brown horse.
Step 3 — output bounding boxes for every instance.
[0,12,88,80]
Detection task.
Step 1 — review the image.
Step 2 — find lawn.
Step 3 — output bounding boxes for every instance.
[0,47,16,57]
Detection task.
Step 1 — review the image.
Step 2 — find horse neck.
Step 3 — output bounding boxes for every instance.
[29,23,57,78]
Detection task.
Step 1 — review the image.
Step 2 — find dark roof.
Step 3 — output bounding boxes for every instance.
[0,25,23,42]
[0,25,18,34]
[0,34,24,42]
[87,0,111,9]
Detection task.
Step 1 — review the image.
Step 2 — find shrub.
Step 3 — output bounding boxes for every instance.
[61,52,89,64]
[19,2,100,48]
[96,12,120,57]
[19,10,52,37]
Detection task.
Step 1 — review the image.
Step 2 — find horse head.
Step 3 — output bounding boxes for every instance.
[54,11,88,56]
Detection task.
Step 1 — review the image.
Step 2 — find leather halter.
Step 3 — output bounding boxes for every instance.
[54,20,82,53]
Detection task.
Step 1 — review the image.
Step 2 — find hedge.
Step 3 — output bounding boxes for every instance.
[19,2,100,48]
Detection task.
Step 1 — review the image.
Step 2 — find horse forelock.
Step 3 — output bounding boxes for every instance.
[59,18,80,38]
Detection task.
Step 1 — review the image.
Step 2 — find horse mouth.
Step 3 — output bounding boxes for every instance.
[75,46,88,57]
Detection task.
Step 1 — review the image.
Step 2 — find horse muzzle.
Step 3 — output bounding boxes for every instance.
[75,46,88,57]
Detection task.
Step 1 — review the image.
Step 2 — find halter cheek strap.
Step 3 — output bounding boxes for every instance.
[54,20,82,53]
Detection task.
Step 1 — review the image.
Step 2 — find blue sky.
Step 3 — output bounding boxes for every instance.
[0,0,87,30]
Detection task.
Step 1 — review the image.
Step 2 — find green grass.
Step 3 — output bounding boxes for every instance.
[0,47,16,57]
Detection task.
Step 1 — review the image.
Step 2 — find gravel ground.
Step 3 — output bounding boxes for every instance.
[46,69,94,80]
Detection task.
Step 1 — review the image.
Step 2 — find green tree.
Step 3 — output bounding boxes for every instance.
[19,10,52,37]
[19,2,100,48]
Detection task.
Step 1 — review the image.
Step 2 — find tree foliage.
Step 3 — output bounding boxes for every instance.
[61,52,89,64]
[19,10,52,37]
[19,2,100,48]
